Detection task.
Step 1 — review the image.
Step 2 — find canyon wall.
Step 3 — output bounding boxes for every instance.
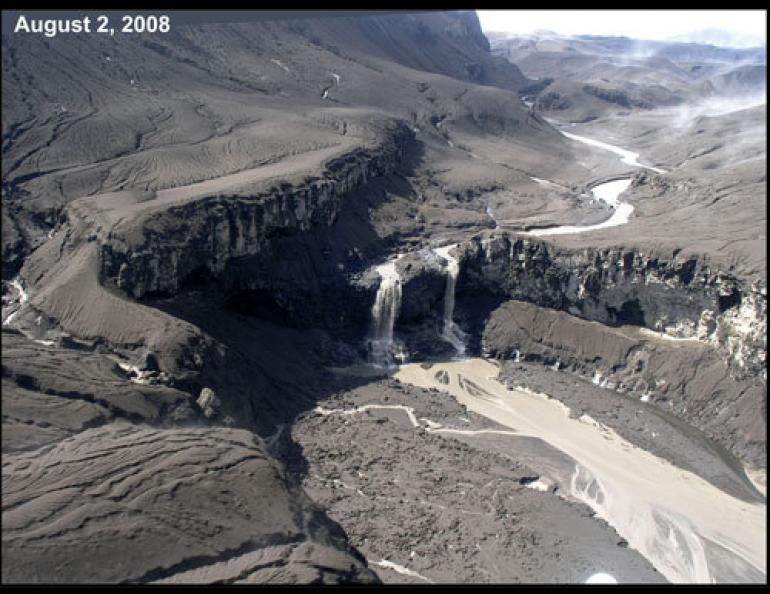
[444,232,766,468]
[100,122,413,302]
[458,233,767,379]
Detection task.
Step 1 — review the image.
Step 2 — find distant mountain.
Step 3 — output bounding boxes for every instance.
[570,35,765,64]
[668,28,765,50]
[491,30,766,123]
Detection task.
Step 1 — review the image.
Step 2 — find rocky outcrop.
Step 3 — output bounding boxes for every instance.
[396,250,447,323]
[457,232,767,379]
[536,90,571,112]
[197,386,221,418]
[583,85,652,110]
[9,119,414,423]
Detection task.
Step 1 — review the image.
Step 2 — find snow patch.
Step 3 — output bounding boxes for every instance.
[270,59,290,73]
[371,559,433,583]
[525,478,551,492]
[586,572,618,584]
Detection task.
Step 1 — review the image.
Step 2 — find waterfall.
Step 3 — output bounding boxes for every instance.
[368,255,407,367]
[2,278,29,326]
[485,204,499,229]
[433,244,467,357]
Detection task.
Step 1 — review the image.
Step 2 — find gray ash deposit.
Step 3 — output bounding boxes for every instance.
[2,10,765,585]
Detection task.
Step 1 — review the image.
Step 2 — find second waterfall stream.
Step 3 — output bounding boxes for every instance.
[433,244,467,357]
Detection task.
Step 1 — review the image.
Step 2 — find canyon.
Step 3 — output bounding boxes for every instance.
[1,10,766,585]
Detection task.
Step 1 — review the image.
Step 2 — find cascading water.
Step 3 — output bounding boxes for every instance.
[368,255,407,367]
[433,244,467,357]
[2,278,29,326]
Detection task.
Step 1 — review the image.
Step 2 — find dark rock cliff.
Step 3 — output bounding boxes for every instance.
[100,122,413,302]
[457,233,767,379]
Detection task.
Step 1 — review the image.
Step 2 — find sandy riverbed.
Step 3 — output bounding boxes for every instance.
[394,358,766,584]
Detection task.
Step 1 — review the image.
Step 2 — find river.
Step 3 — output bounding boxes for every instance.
[393,359,766,584]
[526,129,666,237]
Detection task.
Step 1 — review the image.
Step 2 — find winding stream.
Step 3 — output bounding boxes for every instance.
[561,131,666,174]
[527,178,633,236]
[352,128,765,583]
[526,129,666,237]
[2,279,28,326]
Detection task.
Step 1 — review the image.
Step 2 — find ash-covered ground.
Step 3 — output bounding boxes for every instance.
[2,10,766,585]
[278,372,664,583]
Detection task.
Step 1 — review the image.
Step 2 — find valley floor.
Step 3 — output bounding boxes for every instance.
[268,355,764,584]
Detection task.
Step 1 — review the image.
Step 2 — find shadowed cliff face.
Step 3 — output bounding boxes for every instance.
[100,123,413,300]
[456,233,766,377]
[9,119,765,469]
